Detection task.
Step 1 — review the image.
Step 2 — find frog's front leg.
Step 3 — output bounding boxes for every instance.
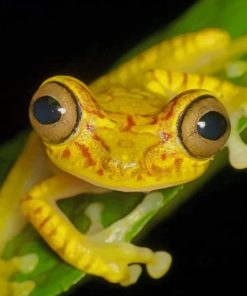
[20,174,168,284]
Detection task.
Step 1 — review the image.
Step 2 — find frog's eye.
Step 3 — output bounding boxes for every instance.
[178,96,231,158]
[29,82,81,143]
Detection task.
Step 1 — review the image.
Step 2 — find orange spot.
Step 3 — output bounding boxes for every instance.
[174,158,183,171]
[123,116,135,131]
[62,148,71,158]
[161,153,167,160]
[151,163,164,174]
[75,142,96,166]
[93,134,110,151]
[97,168,104,176]
[137,174,143,180]
[33,207,43,215]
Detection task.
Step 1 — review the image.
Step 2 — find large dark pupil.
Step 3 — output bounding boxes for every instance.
[32,96,63,124]
[197,111,227,140]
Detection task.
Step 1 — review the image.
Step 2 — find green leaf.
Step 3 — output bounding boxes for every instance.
[238,116,247,133]
[1,0,247,295]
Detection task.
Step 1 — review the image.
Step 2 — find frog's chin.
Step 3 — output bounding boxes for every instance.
[54,165,205,193]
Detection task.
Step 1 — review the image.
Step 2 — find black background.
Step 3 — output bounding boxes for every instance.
[1,1,247,295]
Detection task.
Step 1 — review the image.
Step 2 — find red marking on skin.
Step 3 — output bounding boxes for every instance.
[174,158,183,171]
[93,134,110,151]
[84,107,105,118]
[75,142,96,166]
[62,148,71,158]
[33,207,43,215]
[47,228,57,238]
[151,163,164,174]
[21,195,32,203]
[137,175,143,180]
[91,96,98,105]
[163,98,178,120]
[161,153,167,160]
[38,215,51,229]
[150,116,158,124]
[97,168,104,176]
[123,116,135,131]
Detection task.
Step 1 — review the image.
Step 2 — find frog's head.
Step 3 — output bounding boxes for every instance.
[29,76,231,191]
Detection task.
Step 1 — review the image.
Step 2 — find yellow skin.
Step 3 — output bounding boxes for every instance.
[1,28,247,287]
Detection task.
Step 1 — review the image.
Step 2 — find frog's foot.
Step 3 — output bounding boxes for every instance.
[83,192,172,285]
[80,237,171,284]
[120,251,172,286]
[0,254,38,296]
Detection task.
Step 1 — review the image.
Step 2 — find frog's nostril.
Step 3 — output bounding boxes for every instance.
[32,96,65,125]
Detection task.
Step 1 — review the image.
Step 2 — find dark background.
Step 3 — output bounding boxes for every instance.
[1,1,247,295]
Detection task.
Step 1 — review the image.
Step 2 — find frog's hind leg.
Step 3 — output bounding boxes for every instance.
[21,175,171,284]
[200,34,247,75]
[91,28,232,93]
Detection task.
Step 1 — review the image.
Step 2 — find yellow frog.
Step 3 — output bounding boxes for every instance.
[1,28,247,288]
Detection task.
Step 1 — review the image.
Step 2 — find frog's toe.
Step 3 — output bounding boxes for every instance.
[146,251,172,279]
[120,264,142,287]
[85,202,104,234]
